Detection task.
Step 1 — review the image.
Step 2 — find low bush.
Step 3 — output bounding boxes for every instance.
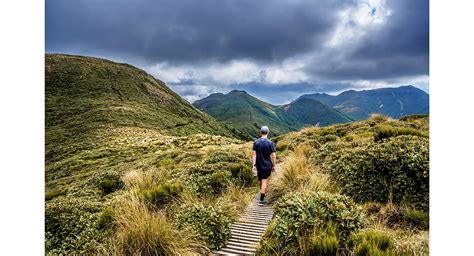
[139,182,183,207]
[97,207,115,230]
[210,171,227,194]
[403,208,429,230]
[45,188,66,201]
[306,223,339,256]
[374,125,425,141]
[45,198,107,254]
[185,165,234,196]
[176,202,232,250]
[328,136,429,209]
[259,191,363,254]
[204,150,242,164]
[350,230,393,256]
[93,171,124,195]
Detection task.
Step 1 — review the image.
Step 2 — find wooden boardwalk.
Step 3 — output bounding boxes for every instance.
[213,197,274,255]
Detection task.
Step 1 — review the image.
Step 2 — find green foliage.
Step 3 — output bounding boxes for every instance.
[400,114,429,122]
[210,171,228,194]
[205,150,242,164]
[260,191,363,254]
[350,230,393,256]
[45,188,66,201]
[94,172,124,195]
[306,224,339,256]
[404,208,429,230]
[328,136,429,209]
[158,157,174,167]
[139,182,184,206]
[374,125,426,141]
[176,203,232,250]
[45,198,108,254]
[97,207,115,230]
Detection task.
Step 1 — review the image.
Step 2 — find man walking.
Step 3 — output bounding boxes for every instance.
[252,126,277,206]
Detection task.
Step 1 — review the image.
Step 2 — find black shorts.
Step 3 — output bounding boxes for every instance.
[257,168,272,181]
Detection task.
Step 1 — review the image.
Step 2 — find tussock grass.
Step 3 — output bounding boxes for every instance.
[268,144,338,202]
[114,195,208,255]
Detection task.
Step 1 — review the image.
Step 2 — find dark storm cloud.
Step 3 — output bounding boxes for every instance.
[46,0,429,103]
[46,0,348,64]
[306,0,429,80]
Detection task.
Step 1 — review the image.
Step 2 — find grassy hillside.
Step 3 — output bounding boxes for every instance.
[300,85,429,120]
[45,55,259,254]
[46,54,235,182]
[258,114,429,255]
[193,90,353,139]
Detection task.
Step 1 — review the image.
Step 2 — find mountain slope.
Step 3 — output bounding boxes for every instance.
[193,90,353,139]
[46,54,234,180]
[193,90,294,138]
[299,86,429,120]
[277,98,354,128]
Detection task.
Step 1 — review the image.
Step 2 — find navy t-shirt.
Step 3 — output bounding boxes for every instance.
[252,137,276,171]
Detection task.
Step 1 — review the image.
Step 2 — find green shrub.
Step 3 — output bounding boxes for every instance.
[399,114,429,122]
[185,165,233,196]
[404,208,429,230]
[158,157,174,167]
[45,188,66,201]
[374,125,426,141]
[211,171,227,194]
[93,171,124,195]
[306,223,339,256]
[205,150,242,164]
[97,207,115,230]
[260,191,363,254]
[227,163,254,186]
[45,198,108,254]
[328,136,429,209]
[139,182,183,206]
[350,230,393,256]
[176,203,232,250]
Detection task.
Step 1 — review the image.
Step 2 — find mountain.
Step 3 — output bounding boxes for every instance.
[46,54,234,172]
[299,85,429,120]
[193,90,353,139]
[192,90,294,138]
[278,97,354,127]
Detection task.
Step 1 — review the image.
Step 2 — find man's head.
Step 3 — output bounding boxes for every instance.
[260,126,270,135]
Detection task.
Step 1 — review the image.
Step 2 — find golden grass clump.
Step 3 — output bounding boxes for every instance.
[114,195,208,256]
[268,144,338,202]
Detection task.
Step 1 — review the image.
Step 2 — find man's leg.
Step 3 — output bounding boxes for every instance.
[259,178,268,205]
[260,179,268,194]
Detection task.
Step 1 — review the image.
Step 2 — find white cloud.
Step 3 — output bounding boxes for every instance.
[326,0,392,48]
[148,58,309,88]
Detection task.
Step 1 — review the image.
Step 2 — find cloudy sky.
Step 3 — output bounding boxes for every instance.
[46,0,429,104]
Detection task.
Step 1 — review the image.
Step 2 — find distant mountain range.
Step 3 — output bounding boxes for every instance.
[299,86,429,120]
[193,90,353,139]
[193,86,429,139]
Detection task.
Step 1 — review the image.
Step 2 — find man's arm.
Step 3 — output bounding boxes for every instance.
[252,150,257,167]
[271,152,277,171]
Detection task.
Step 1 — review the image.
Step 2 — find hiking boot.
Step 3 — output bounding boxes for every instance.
[258,199,266,206]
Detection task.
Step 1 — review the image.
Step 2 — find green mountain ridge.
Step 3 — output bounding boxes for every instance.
[193,90,353,139]
[299,85,429,120]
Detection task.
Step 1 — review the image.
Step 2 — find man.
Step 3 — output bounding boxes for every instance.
[252,125,277,206]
